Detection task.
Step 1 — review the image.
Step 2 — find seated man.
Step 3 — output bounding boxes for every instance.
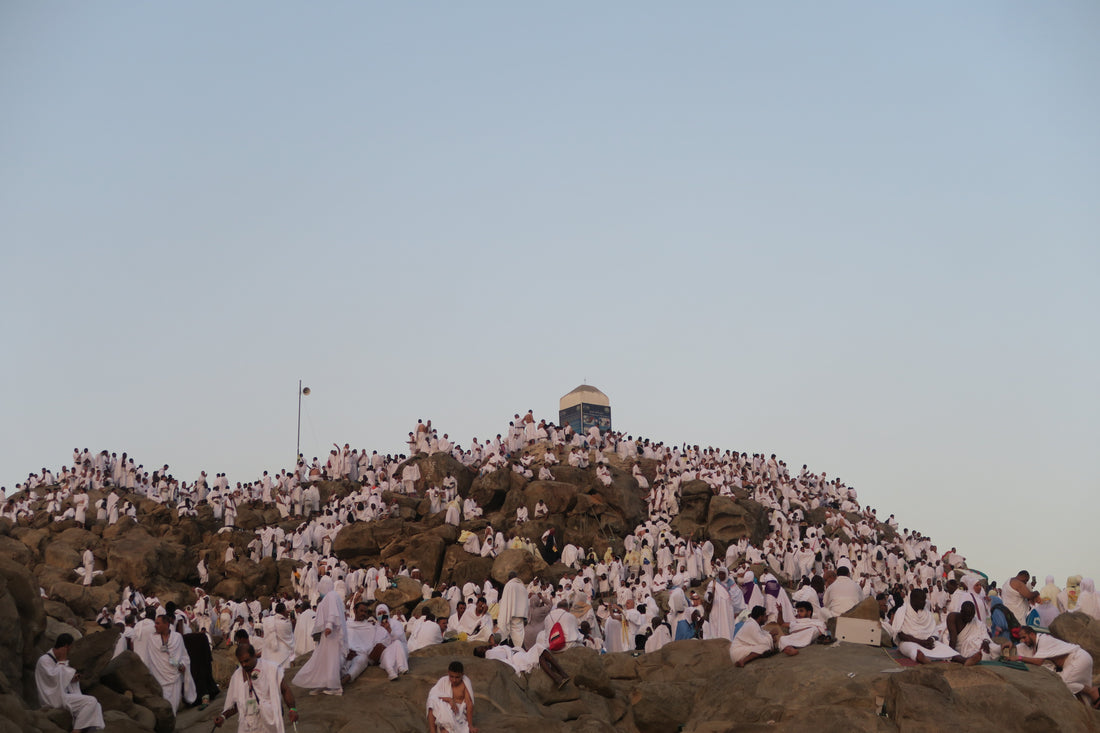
[729,606,775,668]
[892,589,978,666]
[408,613,448,652]
[776,601,827,656]
[36,634,105,733]
[427,661,477,733]
[456,597,494,643]
[342,601,384,686]
[1015,626,1100,707]
[945,601,1003,662]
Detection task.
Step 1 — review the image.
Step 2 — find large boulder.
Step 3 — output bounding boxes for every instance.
[100,651,174,733]
[394,453,475,497]
[223,557,279,598]
[0,537,32,567]
[47,582,119,619]
[438,546,494,589]
[68,628,121,689]
[491,549,548,585]
[468,469,525,514]
[705,496,753,546]
[523,481,579,515]
[374,576,424,616]
[105,528,187,588]
[332,518,408,562]
[0,556,47,703]
[380,532,446,586]
[1051,611,1100,683]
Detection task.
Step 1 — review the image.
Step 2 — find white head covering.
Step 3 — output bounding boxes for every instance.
[317,576,334,599]
[376,603,390,616]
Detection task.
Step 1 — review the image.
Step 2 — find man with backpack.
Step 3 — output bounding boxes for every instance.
[544,599,581,651]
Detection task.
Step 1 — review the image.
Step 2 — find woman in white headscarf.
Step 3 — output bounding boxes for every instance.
[1076,578,1100,621]
[1037,575,1062,627]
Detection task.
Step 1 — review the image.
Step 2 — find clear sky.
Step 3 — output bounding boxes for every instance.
[3,2,1097,588]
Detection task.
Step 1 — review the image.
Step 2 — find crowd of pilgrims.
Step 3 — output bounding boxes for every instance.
[7,412,1100,714]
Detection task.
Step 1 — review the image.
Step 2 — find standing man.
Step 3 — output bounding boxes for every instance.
[147,614,195,713]
[1003,570,1040,626]
[293,576,347,696]
[35,633,105,733]
[498,572,529,649]
[262,603,296,671]
[215,643,299,733]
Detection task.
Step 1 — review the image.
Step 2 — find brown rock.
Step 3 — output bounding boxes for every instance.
[374,576,424,615]
[410,597,452,620]
[491,548,548,585]
[0,537,32,567]
[524,481,579,515]
[0,556,46,702]
[332,518,408,561]
[100,651,174,733]
[1051,611,1100,683]
[438,546,494,589]
[106,528,187,588]
[69,628,121,689]
[380,532,446,586]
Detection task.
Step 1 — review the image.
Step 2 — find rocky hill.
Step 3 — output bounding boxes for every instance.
[1,448,1099,732]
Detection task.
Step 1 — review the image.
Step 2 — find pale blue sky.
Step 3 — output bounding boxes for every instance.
[3,2,1097,588]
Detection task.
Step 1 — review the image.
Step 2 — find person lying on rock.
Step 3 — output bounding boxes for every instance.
[474,634,571,688]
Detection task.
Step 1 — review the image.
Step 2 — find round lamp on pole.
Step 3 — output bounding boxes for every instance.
[297,381,311,463]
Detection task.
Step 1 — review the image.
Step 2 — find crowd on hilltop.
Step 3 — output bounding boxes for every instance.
[7,411,1100,732]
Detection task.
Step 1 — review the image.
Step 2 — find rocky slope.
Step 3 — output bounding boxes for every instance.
[1,449,1099,731]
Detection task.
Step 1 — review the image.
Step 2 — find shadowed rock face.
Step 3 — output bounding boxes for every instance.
[2,449,1099,733]
[153,637,1094,733]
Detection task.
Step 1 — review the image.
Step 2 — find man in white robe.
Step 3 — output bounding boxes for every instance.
[341,601,384,685]
[261,603,296,671]
[822,567,863,618]
[147,614,196,713]
[214,643,298,733]
[454,598,494,643]
[776,601,827,656]
[427,661,476,733]
[292,603,317,656]
[1016,626,1100,705]
[945,601,1002,662]
[498,573,529,649]
[729,607,774,667]
[292,576,347,695]
[703,571,738,642]
[36,634,105,732]
[892,589,975,665]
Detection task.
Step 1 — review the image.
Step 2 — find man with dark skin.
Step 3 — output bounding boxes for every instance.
[214,643,298,730]
[896,589,978,666]
[945,601,1000,661]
